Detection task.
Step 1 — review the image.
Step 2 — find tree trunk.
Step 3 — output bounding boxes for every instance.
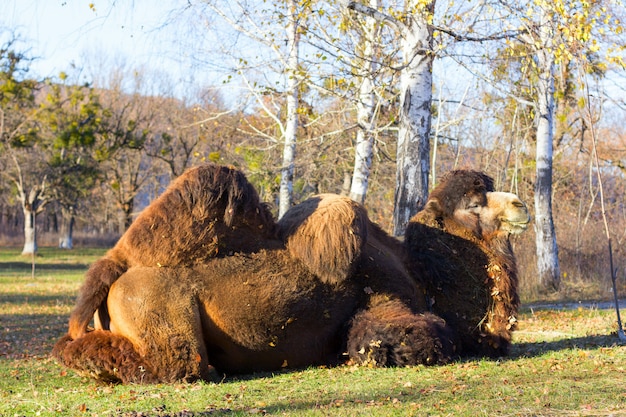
[349,133,374,203]
[392,2,434,236]
[349,0,380,204]
[58,206,75,250]
[19,187,46,256]
[118,200,134,234]
[278,0,300,219]
[534,13,560,291]
[22,204,37,255]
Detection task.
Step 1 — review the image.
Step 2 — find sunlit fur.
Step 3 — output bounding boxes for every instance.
[54,191,454,384]
[54,167,529,384]
[66,164,277,340]
[404,171,530,357]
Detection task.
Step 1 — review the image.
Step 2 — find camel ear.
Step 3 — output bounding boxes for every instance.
[278,194,368,285]
[409,198,443,228]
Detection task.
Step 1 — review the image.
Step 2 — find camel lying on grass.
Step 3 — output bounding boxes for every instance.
[53,166,529,383]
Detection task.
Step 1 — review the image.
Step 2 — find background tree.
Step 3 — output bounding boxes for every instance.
[176,0,313,217]
[38,73,103,249]
[0,34,47,255]
[144,91,226,179]
[343,0,435,235]
[346,0,384,204]
[1,1,625,303]
[531,2,561,291]
[94,69,155,233]
[490,0,624,291]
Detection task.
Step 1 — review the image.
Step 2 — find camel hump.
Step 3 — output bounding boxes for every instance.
[278,194,368,285]
[171,164,276,231]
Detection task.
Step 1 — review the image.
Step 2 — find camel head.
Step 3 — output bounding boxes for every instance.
[416,170,495,236]
[480,192,531,237]
[409,171,529,241]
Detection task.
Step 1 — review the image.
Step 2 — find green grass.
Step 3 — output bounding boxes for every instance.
[1,247,625,416]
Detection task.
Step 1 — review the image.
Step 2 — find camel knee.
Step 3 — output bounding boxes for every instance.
[347,300,456,367]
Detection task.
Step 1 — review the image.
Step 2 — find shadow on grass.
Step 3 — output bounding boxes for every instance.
[115,395,400,417]
[111,334,626,416]
[0,312,70,358]
[510,333,624,359]
[113,369,417,417]
[0,261,90,272]
[115,394,404,417]
[1,293,76,305]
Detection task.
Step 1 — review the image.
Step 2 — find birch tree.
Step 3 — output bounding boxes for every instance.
[495,0,625,290]
[279,0,301,217]
[347,0,382,204]
[491,2,568,291]
[177,0,310,217]
[343,0,434,235]
[533,6,561,291]
[392,1,434,236]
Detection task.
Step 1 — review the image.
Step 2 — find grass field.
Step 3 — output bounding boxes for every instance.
[1,247,625,416]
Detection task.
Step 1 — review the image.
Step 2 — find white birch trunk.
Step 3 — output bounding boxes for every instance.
[22,204,37,255]
[393,2,434,236]
[278,0,300,219]
[20,187,45,255]
[349,90,374,204]
[58,206,75,250]
[534,12,560,290]
[349,0,380,204]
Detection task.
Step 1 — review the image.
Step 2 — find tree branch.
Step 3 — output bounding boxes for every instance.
[432,25,526,43]
[339,0,405,33]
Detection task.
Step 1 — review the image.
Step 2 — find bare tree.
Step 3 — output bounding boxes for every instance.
[348,0,383,204]
[342,0,434,235]
[174,0,311,217]
[95,70,158,233]
[39,75,103,249]
[0,35,47,255]
[145,96,203,179]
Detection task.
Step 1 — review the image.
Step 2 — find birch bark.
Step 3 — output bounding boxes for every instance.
[58,206,75,250]
[278,0,300,218]
[534,9,561,290]
[349,0,380,204]
[392,1,434,236]
[344,0,434,235]
[19,187,46,255]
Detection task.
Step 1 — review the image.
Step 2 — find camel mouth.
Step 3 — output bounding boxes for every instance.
[500,217,531,234]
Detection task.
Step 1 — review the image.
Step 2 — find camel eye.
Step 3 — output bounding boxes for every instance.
[467,203,481,213]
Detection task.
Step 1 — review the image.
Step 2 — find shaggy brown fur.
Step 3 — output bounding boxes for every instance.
[67,164,277,339]
[53,193,451,383]
[347,295,455,366]
[278,194,368,285]
[404,170,530,357]
[54,167,528,383]
[52,333,161,384]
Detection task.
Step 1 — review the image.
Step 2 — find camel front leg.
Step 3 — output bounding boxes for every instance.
[346,296,457,367]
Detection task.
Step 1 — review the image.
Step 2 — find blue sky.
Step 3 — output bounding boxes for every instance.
[1,0,197,89]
